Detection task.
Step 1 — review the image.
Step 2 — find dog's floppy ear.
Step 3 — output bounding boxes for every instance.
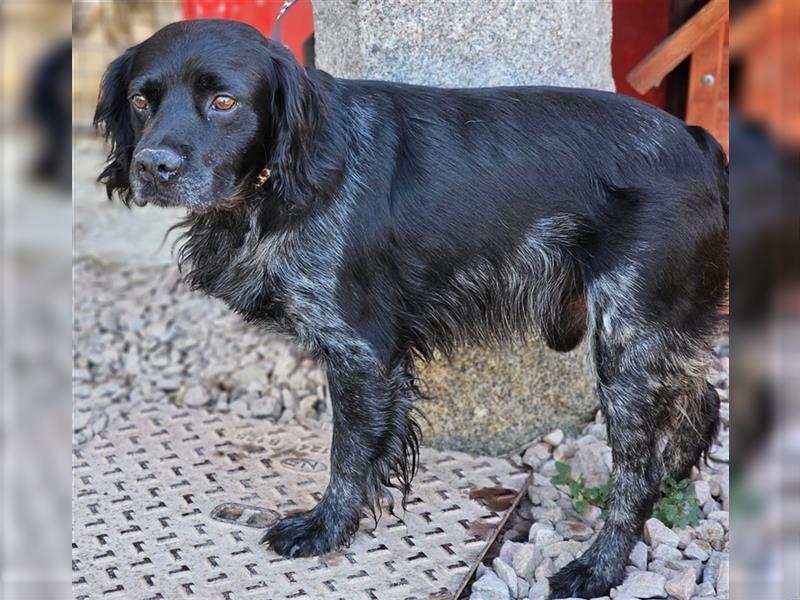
[94,48,135,205]
[264,41,326,212]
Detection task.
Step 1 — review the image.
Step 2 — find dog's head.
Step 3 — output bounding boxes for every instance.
[94,19,324,213]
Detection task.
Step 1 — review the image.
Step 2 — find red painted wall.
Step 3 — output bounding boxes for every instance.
[183,0,314,64]
[612,0,672,108]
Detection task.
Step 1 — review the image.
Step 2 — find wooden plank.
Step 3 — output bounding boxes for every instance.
[685,23,729,155]
[627,0,729,94]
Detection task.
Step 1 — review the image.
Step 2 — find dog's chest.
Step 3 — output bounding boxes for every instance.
[188,225,325,337]
[221,246,294,324]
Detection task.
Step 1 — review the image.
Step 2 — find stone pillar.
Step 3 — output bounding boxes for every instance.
[312,0,614,455]
[312,1,614,90]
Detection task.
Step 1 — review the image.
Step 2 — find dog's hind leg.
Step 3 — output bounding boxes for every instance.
[661,381,720,481]
[549,313,666,597]
[549,262,720,598]
[261,337,419,557]
[549,256,725,597]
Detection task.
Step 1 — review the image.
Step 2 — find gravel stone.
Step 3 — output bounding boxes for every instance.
[702,551,726,587]
[230,397,252,417]
[695,520,725,550]
[534,557,554,581]
[530,504,565,523]
[618,571,667,598]
[715,557,729,595]
[570,441,611,487]
[666,559,703,581]
[499,542,541,581]
[674,527,696,550]
[629,541,649,571]
[583,422,608,441]
[689,480,711,505]
[543,429,564,446]
[701,498,721,516]
[582,505,603,526]
[90,412,109,436]
[706,510,729,531]
[472,570,511,600]
[647,559,680,581]
[528,522,560,547]
[272,354,297,380]
[250,395,282,419]
[73,410,92,431]
[644,518,680,548]
[708,445,728,464]
[232,365,267,393]
[541,540,583,559]
[553,441,578,462]
[553,553,572,570]
[297,394,321,422]
[683,540,711,562]
[492,557,518,598]
[522,442,551,470]
[652,544,683,562]
[693,581,716,597]
[517,576,529,599]
[528,484,560,506]
[527,578,549,599]
[555,520,594,542]
[664,568,696,600]
[281,387,297,410]
[182,385,210,407]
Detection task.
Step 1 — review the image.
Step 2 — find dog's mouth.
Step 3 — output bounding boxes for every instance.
[130,192,180,209]
[130,167,269,212]
[129,177,181,208]
[130,177,217,211]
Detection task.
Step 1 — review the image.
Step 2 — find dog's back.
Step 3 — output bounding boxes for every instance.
[328,79,727,359]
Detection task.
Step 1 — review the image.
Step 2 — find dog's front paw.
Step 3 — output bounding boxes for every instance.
[548,554,623,599]
[259,507,354,558]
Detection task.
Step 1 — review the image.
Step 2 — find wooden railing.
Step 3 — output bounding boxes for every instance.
[627,0,729,155]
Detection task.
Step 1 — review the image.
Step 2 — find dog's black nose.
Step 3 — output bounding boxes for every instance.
[134,148,182,182]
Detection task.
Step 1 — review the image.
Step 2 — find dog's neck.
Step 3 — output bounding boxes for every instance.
[173,200,296,322]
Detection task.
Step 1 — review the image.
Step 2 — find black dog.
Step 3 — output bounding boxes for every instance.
[94,20,728,599]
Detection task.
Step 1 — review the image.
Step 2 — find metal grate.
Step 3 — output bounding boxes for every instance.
[72,405,528,599]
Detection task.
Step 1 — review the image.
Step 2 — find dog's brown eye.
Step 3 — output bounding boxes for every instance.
[212,95,236,111]
[131,94,149,110]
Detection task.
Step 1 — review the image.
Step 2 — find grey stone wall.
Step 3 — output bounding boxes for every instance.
[312,0,614,90]
[311,0,614,455]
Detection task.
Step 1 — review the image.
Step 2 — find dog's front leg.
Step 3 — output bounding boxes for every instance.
[261,341,410,557]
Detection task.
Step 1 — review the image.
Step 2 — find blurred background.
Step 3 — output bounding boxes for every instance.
[0,0,797,598]
[2,2,72,600]
[727,2,800,599]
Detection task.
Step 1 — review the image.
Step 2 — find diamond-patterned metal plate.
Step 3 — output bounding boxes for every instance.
[72,405,528,600]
